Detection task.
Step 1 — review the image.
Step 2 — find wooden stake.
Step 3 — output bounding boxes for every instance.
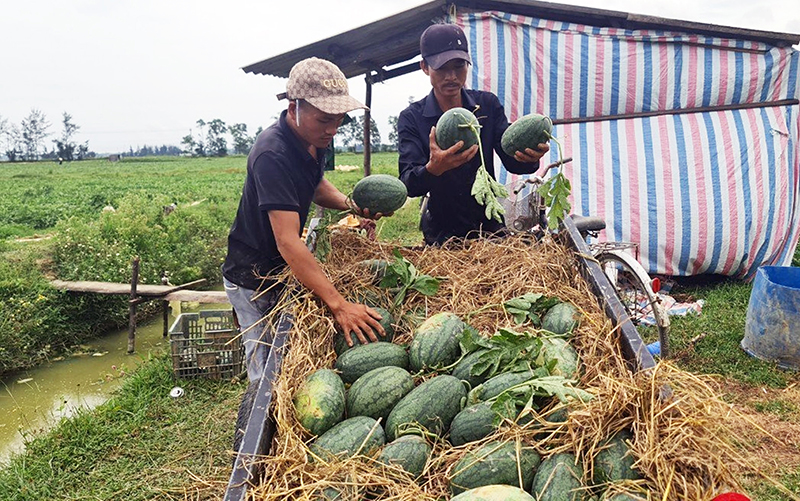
[127,256,139,354]
[162,300,169,338]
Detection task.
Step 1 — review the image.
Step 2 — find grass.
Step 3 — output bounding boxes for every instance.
[665,279,793,387]
[0,355,242,500]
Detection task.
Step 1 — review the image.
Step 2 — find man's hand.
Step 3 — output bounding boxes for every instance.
[345,197,392,220]
[514,143,550,163]
[425,126,479,176]
[330,301,386,347]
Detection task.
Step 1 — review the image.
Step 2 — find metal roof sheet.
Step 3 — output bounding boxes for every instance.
[242,0,800,79]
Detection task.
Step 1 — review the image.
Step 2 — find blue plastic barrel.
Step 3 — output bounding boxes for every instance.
[741,266,800,370]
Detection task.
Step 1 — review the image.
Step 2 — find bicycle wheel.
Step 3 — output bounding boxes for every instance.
[595,250,671,358]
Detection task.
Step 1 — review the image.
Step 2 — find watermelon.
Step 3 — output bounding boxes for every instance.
[435,107,481,152]
[351,174,408,215]
[449,401,500,446]
[449,440,541,494]
[517,403,570,431]
[385,375,467,441]
[541,302,581,335]
[451,349,492,388]
[357,259,389,285]
[592,430,641,485]
[309,416,385,461]
[409,312,465,372]
[334,306,395,356]
[468,368,537,403]
[530,452,584,501]
[315,485,361,500]
[451,485,536,501]
[501,113,553,156]
[377,434,432,479]
[293,368,346,436]
[601,492,648,501]
[346,366,414,422]
[334,341,408,384]
[538,337,580,378]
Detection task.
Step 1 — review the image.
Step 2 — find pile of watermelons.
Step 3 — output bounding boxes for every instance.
[292,294,643,500]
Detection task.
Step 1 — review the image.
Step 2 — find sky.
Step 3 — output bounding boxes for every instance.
[0,0,798,155]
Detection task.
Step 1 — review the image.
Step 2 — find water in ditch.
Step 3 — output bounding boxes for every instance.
[0,302,228,465]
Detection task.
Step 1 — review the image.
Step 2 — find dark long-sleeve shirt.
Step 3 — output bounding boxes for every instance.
[398,88,539,244]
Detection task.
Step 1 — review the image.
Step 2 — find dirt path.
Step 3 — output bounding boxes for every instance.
[719,379,800,474]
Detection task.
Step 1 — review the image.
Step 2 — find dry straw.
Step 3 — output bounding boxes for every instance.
[232,231,779,501]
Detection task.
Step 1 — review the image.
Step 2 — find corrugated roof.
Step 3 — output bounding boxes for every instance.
[242,0,800,79]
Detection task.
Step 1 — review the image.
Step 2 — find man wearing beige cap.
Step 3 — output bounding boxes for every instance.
[223,57,386,386]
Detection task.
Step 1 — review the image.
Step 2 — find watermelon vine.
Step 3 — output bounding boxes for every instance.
[451,110,508,223]
[535,118,571,230]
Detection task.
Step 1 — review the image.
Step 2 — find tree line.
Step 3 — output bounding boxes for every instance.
[0,109,403,162]
[179,114,400,158]
[0,109,93,162]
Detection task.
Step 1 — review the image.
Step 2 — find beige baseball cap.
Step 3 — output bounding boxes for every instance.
[277,57,367,114]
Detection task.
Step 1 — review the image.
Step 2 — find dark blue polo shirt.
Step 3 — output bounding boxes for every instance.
[222,110,326,291]
[398,88,539,244]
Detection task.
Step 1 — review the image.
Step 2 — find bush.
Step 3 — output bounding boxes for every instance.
[0,193,233,377]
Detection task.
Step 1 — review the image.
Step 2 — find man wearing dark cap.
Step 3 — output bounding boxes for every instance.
[223,57,386,385]
[398,23,550,245]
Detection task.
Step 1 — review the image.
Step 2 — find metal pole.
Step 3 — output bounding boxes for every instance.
[363,75,373,177]
[127,256,140,354]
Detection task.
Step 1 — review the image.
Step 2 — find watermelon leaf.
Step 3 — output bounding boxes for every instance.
[379,248,441,307]
[468,328,543,379]
[457,325,492,354]
[503,294,561,327]
[411,275,440,296]
[489,375,593,422]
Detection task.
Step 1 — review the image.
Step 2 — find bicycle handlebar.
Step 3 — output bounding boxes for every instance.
[511,157,574,194]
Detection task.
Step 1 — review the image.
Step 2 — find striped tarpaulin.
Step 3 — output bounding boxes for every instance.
[456,11,800,278]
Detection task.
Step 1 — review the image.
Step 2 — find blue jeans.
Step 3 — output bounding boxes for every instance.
[223,277,281,383]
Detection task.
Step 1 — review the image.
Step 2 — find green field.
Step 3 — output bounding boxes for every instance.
[0,153,798,499]
[0,153,421,377]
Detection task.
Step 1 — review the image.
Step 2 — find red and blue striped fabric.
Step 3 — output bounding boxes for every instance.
[457,12,800,278]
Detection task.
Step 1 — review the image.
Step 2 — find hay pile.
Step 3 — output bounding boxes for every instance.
[243,231,769,501]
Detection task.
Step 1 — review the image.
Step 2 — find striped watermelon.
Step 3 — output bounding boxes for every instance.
[334,306,395,356]
[451,349,492,388]
[501,113,553,156]
[334,341,408,384]
[449,401,500,446]
[409,312,465,372]
[538,337,580,378]
[351,174,408,215]
[601,492,648,501]
[385,375,467,441]
[346,366,414,422]
[309,416,385,461]
[449,440,541,494]
[292,368,345,436]
[531,452,584,501]
[541,302,581,335]
[435,107,481,152]
[467,368,537,403]
[377,434,432,479]
[592,430,641,485]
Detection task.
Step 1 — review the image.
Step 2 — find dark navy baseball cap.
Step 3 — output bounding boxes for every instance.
[420,24,472,70]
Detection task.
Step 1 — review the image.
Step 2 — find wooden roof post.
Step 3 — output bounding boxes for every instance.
[363,74,373,177]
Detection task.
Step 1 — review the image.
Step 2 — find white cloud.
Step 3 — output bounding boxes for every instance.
[0,0,797,153]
